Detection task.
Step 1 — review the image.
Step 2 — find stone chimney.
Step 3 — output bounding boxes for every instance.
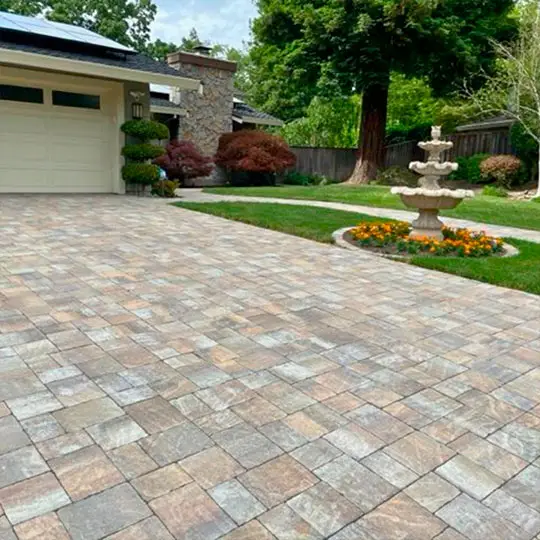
[167,50,237,167]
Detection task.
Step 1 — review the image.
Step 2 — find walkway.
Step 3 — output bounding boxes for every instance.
[0,195,539,539]
[177,188,540,244]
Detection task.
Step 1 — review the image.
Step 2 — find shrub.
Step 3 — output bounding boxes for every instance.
[283,171,329,185]
[121,120,169,142]
[373,167,417,187]
[121,162,161,185]
[480,155,523,188]
[449,153,490,183]
[385,123,432,145]
[152,179,179,198]
[510,122,537,181]
[215,131,296,186]
[482,185,508,198]
[122,143,165,161]
[154,140,213,182]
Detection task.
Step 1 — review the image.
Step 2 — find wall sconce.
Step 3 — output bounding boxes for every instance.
[198,82,205,97]
[129,91,145,120]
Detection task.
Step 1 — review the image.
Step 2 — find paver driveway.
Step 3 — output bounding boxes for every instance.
[0,195,540,540]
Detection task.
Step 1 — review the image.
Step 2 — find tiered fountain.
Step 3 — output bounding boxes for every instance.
[392,126,474,240]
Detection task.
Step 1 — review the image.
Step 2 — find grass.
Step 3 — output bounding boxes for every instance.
[175,201,382,243]
[175,201,540,295]
[204,184,540,232]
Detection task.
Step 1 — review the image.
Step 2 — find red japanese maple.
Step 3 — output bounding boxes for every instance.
[154,140,213,182]
[215,131,296,173]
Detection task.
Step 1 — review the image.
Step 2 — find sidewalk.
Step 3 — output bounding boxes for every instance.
[176,188,540,244]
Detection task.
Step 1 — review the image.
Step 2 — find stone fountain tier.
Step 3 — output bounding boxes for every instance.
[390,125,475,240]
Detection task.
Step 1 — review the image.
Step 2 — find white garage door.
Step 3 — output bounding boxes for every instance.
[0,78,117,193]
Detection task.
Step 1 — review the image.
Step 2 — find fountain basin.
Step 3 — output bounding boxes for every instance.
[391,187,474,239]
[391,187,474,209]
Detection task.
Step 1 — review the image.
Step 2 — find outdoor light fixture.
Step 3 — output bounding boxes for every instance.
[198,82,205,97]
[129,91,145,120]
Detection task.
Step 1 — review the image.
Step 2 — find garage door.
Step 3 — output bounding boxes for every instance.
[0,82,116,193]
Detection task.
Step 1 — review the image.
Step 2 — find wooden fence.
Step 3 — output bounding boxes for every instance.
[291,129,512,181]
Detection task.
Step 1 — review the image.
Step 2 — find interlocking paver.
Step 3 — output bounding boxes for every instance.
[150,482,235,540]
[209,479,266,524]
[50,445,123,501]
[58,483,151,540]
[239,455,317,508]
[179,446,245,489]
[0,473,69,525]
[1,196,540,538]
[315,455,397,512]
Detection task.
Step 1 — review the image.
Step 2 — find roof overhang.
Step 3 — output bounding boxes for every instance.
[0,47,200,90]
[456,118,514,132]
[238,114,283,127]
[151,104,187,116]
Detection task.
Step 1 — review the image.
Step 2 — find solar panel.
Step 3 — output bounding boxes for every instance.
[0,11,135,54]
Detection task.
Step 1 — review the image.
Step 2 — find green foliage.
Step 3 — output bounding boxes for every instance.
[152,180,179,198]
[280,96,360,148]
[248,0,517,122]
[373,167,418,187]
[283,171,330,186]
[482,185,509,197]
[386,75,442,132]
[0,0,42,15]
[450,154,491,183]
[510,122,538,177]
[121,120,169,143]
[121,163,160,185]
[386,124,432,145]
[121,143,165,161]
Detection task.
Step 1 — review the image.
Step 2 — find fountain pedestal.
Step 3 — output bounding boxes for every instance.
[391,126,474,239]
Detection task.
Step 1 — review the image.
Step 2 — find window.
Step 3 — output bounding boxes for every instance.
[0,84,43,104]
[52,90,100,110]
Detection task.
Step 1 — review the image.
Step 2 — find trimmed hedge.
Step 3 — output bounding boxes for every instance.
[122,143,165,161]
[121,162,161,185]
[121,120,169,142]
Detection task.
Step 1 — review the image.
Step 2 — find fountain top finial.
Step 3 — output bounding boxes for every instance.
[431,126,442,142]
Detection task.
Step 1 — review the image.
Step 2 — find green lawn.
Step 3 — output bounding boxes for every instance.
[204,185,540,232]
[175,201,540,295]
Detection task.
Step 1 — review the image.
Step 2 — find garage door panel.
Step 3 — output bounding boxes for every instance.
[52,170,109,191]
[1,111,48,135]
[0,134,49,164]
[0,89,115,193]
[49,141,109,169]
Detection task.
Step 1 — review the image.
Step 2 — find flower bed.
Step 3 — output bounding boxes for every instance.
[347,221,504,257]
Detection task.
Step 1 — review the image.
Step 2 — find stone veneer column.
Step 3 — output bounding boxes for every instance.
[167,51,237,186]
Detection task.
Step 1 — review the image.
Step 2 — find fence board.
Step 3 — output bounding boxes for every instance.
[291,129,513,180]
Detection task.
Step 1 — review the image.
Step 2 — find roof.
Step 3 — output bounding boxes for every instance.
[233,101,283,127]
[0,37,192,79]
[150,97,187,116]
[456,115,514,132]
[0,13,198,88]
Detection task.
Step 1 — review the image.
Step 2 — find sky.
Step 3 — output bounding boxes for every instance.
[152,0,257,49]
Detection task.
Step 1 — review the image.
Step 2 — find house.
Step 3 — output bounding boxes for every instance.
[0,11,284,192]
[148,48,283,186]
[0,11,199,193]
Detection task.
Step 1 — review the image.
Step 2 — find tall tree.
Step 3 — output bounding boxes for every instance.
[250,0,517,183]
[468,0,540,197]
[3,0,157,51]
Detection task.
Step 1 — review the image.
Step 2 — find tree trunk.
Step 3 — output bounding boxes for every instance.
[536,150,540,198]
[347,83,389,184]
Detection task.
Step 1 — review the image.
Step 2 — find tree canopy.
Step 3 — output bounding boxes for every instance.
[249,0,517,181]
